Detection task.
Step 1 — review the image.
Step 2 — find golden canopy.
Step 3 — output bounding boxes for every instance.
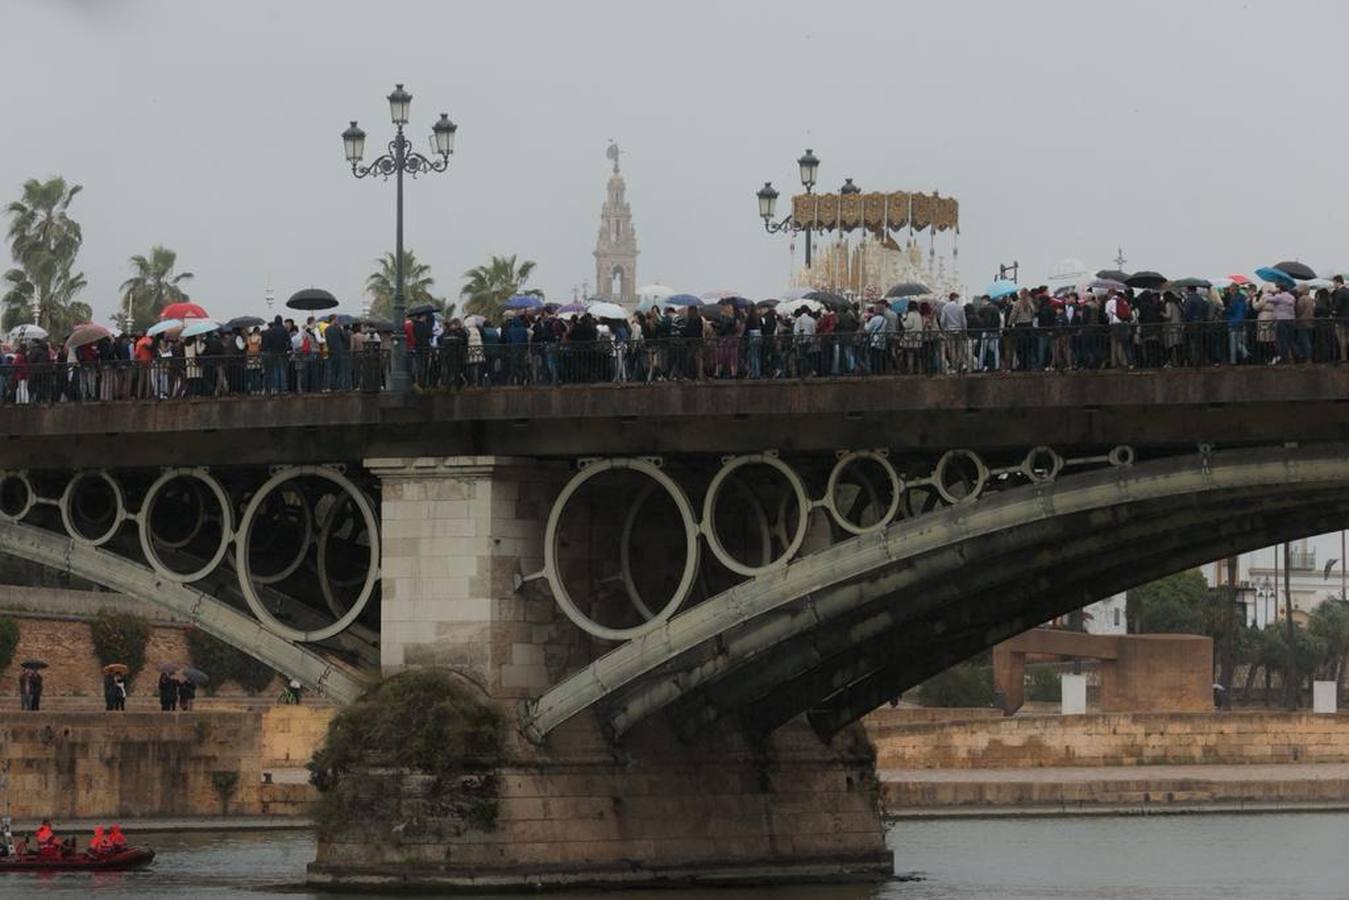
[791,190,958,234]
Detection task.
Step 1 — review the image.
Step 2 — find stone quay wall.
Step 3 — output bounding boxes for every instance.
[869,711,1349,770]
[0,707,333,820]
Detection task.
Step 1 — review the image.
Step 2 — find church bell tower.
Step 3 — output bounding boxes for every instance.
[594,142,638,305]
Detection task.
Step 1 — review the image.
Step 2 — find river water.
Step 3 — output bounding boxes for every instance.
[7,813,1347,898]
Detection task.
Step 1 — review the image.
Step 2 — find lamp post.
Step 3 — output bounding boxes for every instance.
[343,83,457,394]
[757,148,820,267]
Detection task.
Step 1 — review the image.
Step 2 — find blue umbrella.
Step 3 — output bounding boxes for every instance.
[987,280,1018,299]
[180,319,221,338]
[504,294,543,310]
[1255,267,1296,289]
[146,318,183,337]
[664,293,702,307]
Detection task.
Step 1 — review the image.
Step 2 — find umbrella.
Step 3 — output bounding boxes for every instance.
[889,299,921,312]
[663,293,702,307]
[803,290,850,310]
[182,667,209,685]
[20,659,47,670]
[102,663,129,676]
[886,282,931,298]
[1125,270,1168,289]
[586,301,628,320]
[777,298,823,316]
[556,303,587,314]
[504,294,544,310]
[146,318,183,337]
[160,301,208,320]
[755,298,779,307]
[286,288,339,311]
[65,321,112,350]
[697,304,726,320]
[1096,269,1130,282]
[708,295,751,309]
[462,314,486,328]
[157,662,182,674]
[181,319,221,338]
[637,283,675,299]
[987,280,1019,299]
[405,302,437,317]
[225,315,265,331]
[700,290,743,302]
[1226,274,1252,285]
[1274,261,1316,280]
[1168,277,1212,289]
[360,317,396,332]
[6,324,47,343]
[1089,278,1128,293]
[1255,267,1296,289]
[779,287,814,301]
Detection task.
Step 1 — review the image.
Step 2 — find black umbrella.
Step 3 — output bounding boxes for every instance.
[327,313,356,327]
[1168,277,1212,289]
[697,304,726,320]
[157,662,182,674]
[360,317,396,332]
[182,667,210,685]
[405,303,437,317]
[1274,261,1317,280]
[1124,270,1168,289]
[225,315,265,331]
[286,287,339,311]
[1096,269,1130,282]
[20,659,47,670]
[803,290,851,310]
[885,282,931,298]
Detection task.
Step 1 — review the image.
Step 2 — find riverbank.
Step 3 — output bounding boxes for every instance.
[882,762,1349,817]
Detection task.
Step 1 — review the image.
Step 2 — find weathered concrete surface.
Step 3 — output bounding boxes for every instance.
[308,715,890,892]
[7,367,1349,467]
[992,630,1213,714]
[867,711,1349,770]
[880,763,1349,813]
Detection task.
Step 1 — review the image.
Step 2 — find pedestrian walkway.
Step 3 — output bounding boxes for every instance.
[881,763,1349,816]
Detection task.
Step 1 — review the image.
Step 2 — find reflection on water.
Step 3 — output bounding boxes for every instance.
[7,813,1349,899]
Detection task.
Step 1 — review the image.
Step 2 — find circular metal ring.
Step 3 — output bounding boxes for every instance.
[619,482,660,621]
[702,454,810,577]
[1020,446,1065,484]
[138,468,234,584]
[237,466,380,642]
[59,470,126,546]
[545,458,699,642]
[0,471,37,523]
[227,487,314,584]
[825,451,904,536]
[147,478,208,550]
[317,490,376,619]
[1109,445,1136,467]
[932,449,989,505]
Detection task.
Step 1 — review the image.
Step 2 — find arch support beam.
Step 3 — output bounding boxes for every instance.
[0,519,366,703]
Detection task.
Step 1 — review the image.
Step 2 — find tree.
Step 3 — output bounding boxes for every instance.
[1308,596,1349,688]
[460,254,540,319]
[364,250,443,320]
[2,176,89,334]
[119,245,193,331]
[1125,569,1211,634]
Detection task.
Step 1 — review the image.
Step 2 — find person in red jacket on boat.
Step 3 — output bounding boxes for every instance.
[89,826,112,854]
[108,825,127,850]
[34,820,60,857]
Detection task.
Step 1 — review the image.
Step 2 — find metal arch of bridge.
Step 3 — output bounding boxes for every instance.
[0,519,367,703]
[519,443,1349,744]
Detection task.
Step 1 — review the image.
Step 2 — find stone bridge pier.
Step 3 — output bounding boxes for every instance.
[308,455,889,891]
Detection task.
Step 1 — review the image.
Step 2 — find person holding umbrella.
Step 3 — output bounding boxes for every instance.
[157,665,178,712]
[20,661,45,711]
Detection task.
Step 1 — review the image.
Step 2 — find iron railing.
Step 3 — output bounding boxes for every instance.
[0,321,1341,403]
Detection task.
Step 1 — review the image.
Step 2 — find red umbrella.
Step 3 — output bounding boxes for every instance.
[1227,274,1251,285]
[65,321,113,350]
[160,301,208,320]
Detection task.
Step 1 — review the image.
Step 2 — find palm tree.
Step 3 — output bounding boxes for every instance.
[365,250,442,319]
[2,176,87,333]
[120,245,194,331]
[460,254,541,319]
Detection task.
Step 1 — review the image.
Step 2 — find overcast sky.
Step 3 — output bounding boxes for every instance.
[2,0,1347,323]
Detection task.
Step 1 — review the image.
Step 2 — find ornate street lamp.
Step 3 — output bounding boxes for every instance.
[757,148,821,267]
[343,83,457,394]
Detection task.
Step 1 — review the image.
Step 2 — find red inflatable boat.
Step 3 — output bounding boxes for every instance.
[0,846,155,871]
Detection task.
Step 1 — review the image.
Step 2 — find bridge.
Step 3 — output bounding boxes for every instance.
[4,365,1349,888]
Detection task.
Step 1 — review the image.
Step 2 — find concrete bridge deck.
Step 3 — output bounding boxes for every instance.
[3,365,1349,468]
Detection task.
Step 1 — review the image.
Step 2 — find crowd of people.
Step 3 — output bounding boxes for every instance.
[3,276,1348,402]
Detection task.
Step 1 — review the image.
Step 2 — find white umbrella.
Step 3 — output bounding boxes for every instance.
[637,283,674,299]
[776,298,823,317]
[5,324,47,343]
[586,301,628,320]
[146,318,183,337]
[181,319,222,338]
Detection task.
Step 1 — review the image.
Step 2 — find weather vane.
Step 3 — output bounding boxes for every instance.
[606,140,621,174]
